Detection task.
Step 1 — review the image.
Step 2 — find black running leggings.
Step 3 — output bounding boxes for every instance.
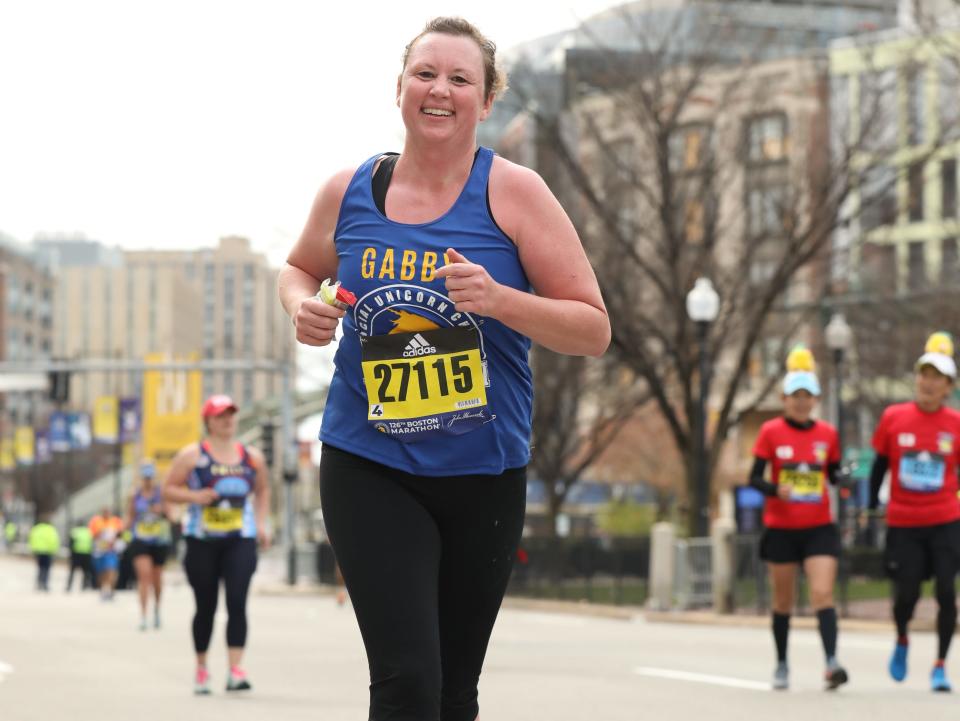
[320,444,527,721]
[894,550,957,659]
[183,537,257,653]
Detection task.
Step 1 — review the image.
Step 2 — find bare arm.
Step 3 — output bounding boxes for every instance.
[124,494,136,530]
[278,167,356,346]
[437,158,610,357]
[161,444,215,505]
[247,447,272,547]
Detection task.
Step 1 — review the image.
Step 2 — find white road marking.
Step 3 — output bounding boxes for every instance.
[634,666,769,691]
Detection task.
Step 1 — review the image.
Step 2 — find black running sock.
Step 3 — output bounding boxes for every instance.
[773,613,790,663]
[937,603,957,661]
[816,607,838,660]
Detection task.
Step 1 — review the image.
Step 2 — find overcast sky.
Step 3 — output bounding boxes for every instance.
[0,0,616,265]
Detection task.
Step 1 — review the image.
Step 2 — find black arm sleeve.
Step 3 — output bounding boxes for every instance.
[827,461,843,486]
[868,455,890,510]
[748,457,777,497]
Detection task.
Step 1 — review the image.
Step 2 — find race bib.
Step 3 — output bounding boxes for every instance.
[360,327,492,441]
[899,451,946,493]
[135,516,170,541]
[202,506,244,533]
[780,464,825,503]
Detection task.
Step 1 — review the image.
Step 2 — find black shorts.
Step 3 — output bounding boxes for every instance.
[760,523,840,564]
[128,540,170,567]
[884,520,960,581]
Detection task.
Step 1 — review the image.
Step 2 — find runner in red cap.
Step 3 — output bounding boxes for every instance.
[163,394,270,695]
[202,394,238,417]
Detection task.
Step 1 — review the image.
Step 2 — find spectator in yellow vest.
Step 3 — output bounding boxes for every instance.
[29,517,61,592]
[67,520,94,591]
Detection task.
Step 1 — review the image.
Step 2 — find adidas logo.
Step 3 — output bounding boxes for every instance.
[402,333,437,357]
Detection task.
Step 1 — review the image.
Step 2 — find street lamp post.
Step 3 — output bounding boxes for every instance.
[686,278,720,538]
[825,312,853,615]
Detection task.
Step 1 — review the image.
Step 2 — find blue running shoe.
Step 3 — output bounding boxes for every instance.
[889,643,908,682]
[772,662,789,691]
[932,665,951,693]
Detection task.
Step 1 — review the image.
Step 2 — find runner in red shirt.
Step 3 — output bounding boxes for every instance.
[749,345,848,691]
[869,332,960,692]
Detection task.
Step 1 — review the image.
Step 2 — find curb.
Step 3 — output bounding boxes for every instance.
[501,596,640,620]
[643,609,933,633]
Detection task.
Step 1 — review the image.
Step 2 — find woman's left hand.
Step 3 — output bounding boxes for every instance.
[434,248,504,317]
[257,524,272,550]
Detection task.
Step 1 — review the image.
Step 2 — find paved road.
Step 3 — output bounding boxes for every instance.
[0,554,955,720]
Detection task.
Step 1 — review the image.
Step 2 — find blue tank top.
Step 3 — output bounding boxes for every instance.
[132,488,170,545]
[183,441,257,539]
[320,146,533,476]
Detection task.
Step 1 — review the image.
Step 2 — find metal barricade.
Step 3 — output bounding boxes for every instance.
[674,536,713,609]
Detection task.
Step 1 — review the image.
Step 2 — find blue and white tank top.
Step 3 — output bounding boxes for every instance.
[320,146,533,476]
[132,488,170,545]
[183,441,257,540]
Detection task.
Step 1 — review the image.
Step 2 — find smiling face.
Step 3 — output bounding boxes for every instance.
[205,408,238,439]
[916,364,953,411]
[397,32,493,143]
[783,389,816,423]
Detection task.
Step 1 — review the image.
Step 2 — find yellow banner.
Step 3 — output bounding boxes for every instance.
[14,427,35,465]
[93,396,119,443]
[0,438,13,471]
[122,442,137,467]
[142,353,202,481]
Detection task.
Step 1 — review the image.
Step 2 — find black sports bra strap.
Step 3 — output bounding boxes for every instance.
[372,154,400,215]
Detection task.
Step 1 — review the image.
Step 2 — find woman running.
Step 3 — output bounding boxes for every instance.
[163,394,271,695]
[750,345,848,691]
[279,16,609,721]
[125,458,172,630]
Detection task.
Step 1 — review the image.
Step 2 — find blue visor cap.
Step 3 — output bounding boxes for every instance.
[783,371,821,397]
[140,462,156,479]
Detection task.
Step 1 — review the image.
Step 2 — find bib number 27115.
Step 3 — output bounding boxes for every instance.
[360,327,492,441]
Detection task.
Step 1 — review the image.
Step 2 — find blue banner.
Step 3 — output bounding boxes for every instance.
[48,412,70,453]
[68,413,91,450]
[34,430,52,464]
[119,397,141,443]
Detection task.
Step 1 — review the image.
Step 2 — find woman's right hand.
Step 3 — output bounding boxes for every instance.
[193,488,219,505]
[776,484,793,501]
[293,295,346,347]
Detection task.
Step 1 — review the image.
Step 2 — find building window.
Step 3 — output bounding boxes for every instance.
[905,65,925,146]
[681,198,705,244]
[747,185,787,238]
[861,242,897,292]
[126,270,134,358]
[746,114,788,165]
[908,162,924,222]
[943,159,957,219]
[243,372,254,405]
[830,75,852,165]
[942,238,960,286]
[941,59,960,142]
[759,337,781,378]
[669,124,711,173]
[7,276,18,313]
[860,166,897,231]
[908,241,926,292]
[148,269,157,351]
[860,70,897,152]
[7,328,18,360]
